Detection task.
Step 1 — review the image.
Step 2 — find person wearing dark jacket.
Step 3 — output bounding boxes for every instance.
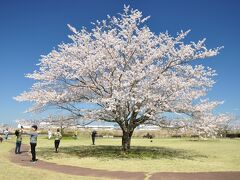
[91,130,97,145]
[0,134,3,143]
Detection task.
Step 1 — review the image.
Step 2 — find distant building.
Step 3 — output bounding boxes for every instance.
[137,125,160,130]
[77,124,115,130]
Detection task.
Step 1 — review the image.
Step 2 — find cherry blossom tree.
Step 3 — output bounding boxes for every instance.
[15,5,226,152]
[223,115,240,133]
[188,112,231,138]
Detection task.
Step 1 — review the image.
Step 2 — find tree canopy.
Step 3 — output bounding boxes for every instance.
[15,5,228,151]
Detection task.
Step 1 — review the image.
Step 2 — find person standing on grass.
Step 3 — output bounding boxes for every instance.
[28,125,38,162]
[73,129,78,139]
[54,129,62,153]
[4,128,9,140]
[0,134,3,143]
[15,126,23,154]
[91,130,97,145]
[48,129,52,140]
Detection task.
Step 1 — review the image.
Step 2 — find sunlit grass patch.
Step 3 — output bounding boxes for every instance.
[34,137,240,172]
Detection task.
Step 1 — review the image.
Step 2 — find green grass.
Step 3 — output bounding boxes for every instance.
[34,136,240,173]
[0,140,111,180]
[1,136,240,177]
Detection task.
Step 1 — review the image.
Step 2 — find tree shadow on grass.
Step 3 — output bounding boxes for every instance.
[38,145,207,160]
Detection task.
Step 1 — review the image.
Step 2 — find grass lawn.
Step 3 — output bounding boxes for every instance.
[0,140,111,180]
[32,136,240,173]
[1,135,240,179]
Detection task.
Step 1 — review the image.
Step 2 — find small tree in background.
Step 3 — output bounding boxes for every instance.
[188,113,231,138]
[17,116,94,135]
[40,115,78,135]
[15,5,228,152]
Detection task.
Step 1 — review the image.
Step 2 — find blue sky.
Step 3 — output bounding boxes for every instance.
[0,0,240,125]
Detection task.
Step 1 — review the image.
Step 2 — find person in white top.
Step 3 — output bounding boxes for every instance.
[48,129,52,140]
[4,128,9,140]
[54,129,62,153]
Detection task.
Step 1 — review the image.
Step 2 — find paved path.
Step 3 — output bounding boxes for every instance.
[9,144,240,180]
[150,172,240,180]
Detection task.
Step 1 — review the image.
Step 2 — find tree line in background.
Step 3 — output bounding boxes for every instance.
[15,114,240,138]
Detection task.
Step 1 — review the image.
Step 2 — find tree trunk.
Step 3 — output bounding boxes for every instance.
[60,126,64,135]
[122,130,133,152]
